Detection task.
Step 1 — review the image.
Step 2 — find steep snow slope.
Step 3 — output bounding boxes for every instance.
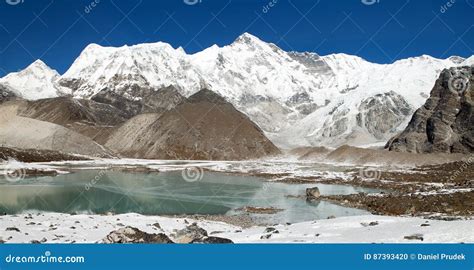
[280,55,457,147]
[0,60,69,100]
[462,56,474,66]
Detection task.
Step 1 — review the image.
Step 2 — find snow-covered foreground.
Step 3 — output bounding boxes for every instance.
[1,213,472,243]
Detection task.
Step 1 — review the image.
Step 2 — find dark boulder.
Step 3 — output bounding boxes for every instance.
[103,226,174,243]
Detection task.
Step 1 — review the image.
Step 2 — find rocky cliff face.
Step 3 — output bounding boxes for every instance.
[105,89,281,160]
[0,84,20,104]
[386,66,474,153]
[90,85,186,118]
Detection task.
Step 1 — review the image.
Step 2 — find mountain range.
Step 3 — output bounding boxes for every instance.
[1,33,473,149]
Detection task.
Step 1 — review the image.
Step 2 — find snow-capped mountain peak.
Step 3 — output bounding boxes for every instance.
[60,41,198,98]
[447,55,466,64]
[0,59,68,100]
[232,32,263,45]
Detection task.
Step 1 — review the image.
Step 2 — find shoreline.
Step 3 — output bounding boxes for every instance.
[1,212,473,244]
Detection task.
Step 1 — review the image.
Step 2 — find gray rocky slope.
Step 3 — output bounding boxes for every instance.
[105,89,281,160]
[386,66,473,153]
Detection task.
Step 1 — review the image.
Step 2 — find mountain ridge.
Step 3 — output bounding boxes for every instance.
[2,33,473,149]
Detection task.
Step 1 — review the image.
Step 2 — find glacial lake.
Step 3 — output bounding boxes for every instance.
[0,170,379,224]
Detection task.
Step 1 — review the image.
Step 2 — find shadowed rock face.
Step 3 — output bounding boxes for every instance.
[386,66,474,153]
[105,89,281,160]
[0,84,20,104]
[357,91,412,140]
[17,97,128,145]
[18,97,128,127]
[91,85,186,118]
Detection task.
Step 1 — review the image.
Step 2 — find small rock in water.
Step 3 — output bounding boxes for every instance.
[152,223,162,230]
[404,234,424,241]
[420,223,430,227]
[260,234,272,240]
[103,227,174,244]
[327,215,336,219]
[306,187,321,200]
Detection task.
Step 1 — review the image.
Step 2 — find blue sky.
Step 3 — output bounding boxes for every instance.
[0,0,473,76]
